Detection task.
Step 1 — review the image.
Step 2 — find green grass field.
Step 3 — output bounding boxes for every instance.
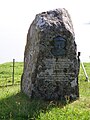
[0,62,23,86]
[0,62,90,120]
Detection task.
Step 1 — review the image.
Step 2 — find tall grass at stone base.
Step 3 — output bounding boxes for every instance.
[0,62,90,120]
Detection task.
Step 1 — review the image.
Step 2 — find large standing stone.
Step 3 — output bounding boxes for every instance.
[21,8,80,101]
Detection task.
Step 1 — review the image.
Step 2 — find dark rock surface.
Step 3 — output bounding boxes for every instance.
[21,8,80,101]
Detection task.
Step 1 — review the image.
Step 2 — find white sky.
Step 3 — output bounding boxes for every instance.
[0,0,90,63]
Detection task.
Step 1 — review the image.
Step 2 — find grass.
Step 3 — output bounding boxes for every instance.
[0,62,23,86]
[0,62,90,120]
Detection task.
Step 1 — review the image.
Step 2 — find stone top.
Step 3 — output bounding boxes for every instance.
[34,8,74,36]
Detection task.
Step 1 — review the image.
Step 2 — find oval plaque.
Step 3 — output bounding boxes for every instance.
[51,36,66,56]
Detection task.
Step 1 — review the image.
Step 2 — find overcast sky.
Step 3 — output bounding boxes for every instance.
[0,0,90,63]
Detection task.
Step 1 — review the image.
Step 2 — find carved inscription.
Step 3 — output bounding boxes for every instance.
[37,58,75,81]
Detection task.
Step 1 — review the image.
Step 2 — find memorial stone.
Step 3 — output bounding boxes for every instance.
[21,8,80,101]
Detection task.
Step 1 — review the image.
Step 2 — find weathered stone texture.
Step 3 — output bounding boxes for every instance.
[21,8,80,100]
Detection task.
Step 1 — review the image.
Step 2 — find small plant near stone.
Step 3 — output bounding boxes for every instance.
[64,95,70,104]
